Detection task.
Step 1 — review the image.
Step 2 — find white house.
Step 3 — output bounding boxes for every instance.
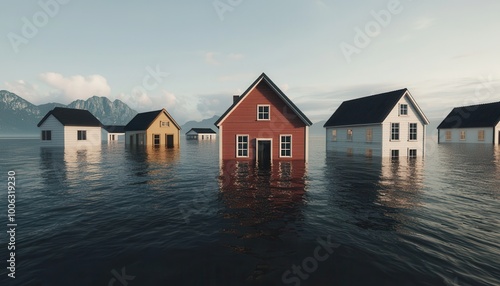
[437,101,500,144]
[102,125,126,143]
[37,107,102,147]
[185,128,217,140]
[323,89,429,159]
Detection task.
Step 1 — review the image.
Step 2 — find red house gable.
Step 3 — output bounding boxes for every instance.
[215,73,312,164]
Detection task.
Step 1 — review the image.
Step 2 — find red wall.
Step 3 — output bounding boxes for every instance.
[220,81,307,161]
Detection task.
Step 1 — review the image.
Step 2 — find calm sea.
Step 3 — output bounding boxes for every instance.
[0,137,498,286]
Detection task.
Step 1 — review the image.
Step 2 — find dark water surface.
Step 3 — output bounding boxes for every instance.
[0,137,498,285]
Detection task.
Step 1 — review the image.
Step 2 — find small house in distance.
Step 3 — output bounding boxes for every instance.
[185,128,217,140]
[102,125,125,143]
[37,107,102,147]
[437,101,500,144]
[215,73,312,164]
[323,89,429,159]
[125,108,181,148]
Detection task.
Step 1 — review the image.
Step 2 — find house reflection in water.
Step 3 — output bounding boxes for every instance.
[324,152,424,231]
[218,160,307,239]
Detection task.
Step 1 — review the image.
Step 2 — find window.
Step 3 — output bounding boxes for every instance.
[409,149,417,158]
[400,104,408,116]
[391,150,399,160]
[257,105,270,120]
[460,130,466,141]
[391,123,400,141]
[160,121,169,127]
[41,130,51,141]
[347,129,353,141]
[237,135,249,157]
[331,130,337,141]
[280,135,292,157]
[478,130,485,141]
[409,123,417,141]
[366,128,373,142]
[445,130,452,141]
[77,130,87,140]
[153,134,160,146]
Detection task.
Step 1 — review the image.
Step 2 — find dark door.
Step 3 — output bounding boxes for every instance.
[166,134,174,148]
[130,135,133,146]
[498,131,500,144]
[257,140,271,167]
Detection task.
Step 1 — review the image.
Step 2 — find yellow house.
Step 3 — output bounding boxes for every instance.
[125,108,181,147]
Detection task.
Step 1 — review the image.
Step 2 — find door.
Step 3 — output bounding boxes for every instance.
[257,140,271,167]
[129,135,133,146]
[166,134,174,148]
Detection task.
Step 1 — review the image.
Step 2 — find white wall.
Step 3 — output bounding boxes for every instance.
[39,115,64,146]
[64,126,101,147]
[382,94,426,157]
[325,125,383,157]
[495,123,500,145]
[439,127,495,144]
[125,131,146,145]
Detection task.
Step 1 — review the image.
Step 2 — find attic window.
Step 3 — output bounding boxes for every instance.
[400,104,408,116]
[160,121,170,127]
[257,105,270,120]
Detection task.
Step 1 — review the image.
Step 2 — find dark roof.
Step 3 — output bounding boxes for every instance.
[323,89,425,127]
[437,101,500,129]
[186,128,216,134]
[215,73,312,127]
[125,109,181,131]
[103,125,126,133]
[37,107,102,127]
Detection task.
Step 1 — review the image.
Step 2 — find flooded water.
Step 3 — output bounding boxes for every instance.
[0,137,498,285]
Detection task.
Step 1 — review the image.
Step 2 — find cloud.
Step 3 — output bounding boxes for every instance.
[4,80,43,104]
[204,52,220,65]
[39,72,111,103]
[280,83,290,92]
[414,17,434,30]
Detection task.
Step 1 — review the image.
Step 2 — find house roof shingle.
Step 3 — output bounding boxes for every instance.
[215,73,312,127]
[125,109,181,131]
[186,128,216,134]
[323,89,429,127]
[437,101,500,129]
[37,107,102,127]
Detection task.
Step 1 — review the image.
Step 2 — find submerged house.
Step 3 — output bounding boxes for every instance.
[37,107,102,147]
[185,128,217,140]
[102,125,125,143]
[323,89,429,158]
[215,73,312,164]
[124,108,181,147]
[437,101,500,144]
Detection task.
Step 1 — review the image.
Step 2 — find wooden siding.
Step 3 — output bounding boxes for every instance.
[325,125,383,157]
[125,112,180,147]
[64,126,102,147]
[381,94,426,157]
[39,115,65,146]
[438,127,495,144]
[220,81,307,161]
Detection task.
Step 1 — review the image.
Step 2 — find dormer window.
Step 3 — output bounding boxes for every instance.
[257,105,270,120]
[400,104,408,116]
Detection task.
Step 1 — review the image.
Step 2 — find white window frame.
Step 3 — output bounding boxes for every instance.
[331,129,337,142]
[391,149,399,159]
[153,134,160,146]
[160,121,170,127]
[77,130,87,141]
[460,130,466,141]
[408,149,417,158]
[445,130,452,141]
[478,130,485,141]
[391,123,400,141]
[280,135,292,158]
[400,104,408,116]
[366,128,373,142]
[347,129,353,141]
[409,123,417,141]
[257,104,270,121]
[41,130,52,141]
[236,134,249,158]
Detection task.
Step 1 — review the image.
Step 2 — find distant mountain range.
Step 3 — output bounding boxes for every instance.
[0,90,137,136]
[180,115,220,133]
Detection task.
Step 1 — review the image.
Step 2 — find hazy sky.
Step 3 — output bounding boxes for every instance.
[2,0,499,124]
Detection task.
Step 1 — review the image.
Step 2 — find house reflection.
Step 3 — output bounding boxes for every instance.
[324,152,423,231]
[218,160,307,240]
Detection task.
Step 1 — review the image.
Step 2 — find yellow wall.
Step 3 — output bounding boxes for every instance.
[145,112,180,147]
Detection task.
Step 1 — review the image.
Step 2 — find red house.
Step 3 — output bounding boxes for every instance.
[215,73,312,164]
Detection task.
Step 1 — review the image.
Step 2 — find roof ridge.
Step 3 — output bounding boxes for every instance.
[451,100,500,109]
